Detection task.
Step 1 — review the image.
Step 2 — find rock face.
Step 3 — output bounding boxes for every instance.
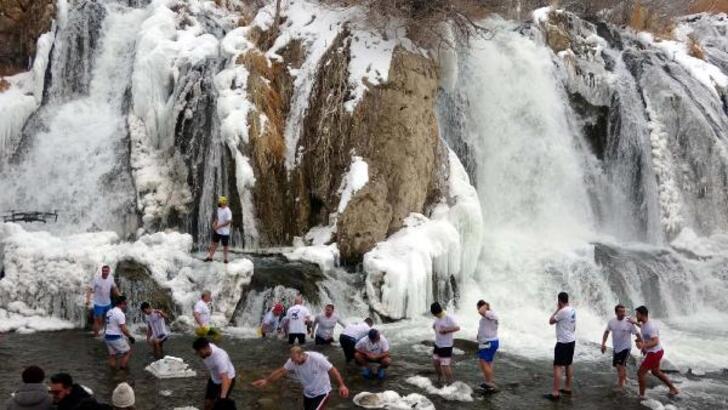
[115,259,178,320]
[0,0,55,75]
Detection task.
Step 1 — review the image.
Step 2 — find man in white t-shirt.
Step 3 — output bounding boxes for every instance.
[104,295,135,370]
[285,295,312,345]
[193,337,236,410]
[601,304,641,390]
[313,304,346,345]
[355,329,391,380]
[476,300,499,391]
[85,265,120,336]
[140,301,170,359]
[338,318,373,363]
[205,196,233,264]
[253,346,349,410]
[194,290,221,342]
[545,292,576,401]
[430,302,460,385]
[630,306,679,399]
[260,303,285,337]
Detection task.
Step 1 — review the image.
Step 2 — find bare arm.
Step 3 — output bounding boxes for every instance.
[194,312,204,327]
[111,284,120,298]
[252,367,287,388]
[155,309,169,319]
[439,325,460,335]
[328,367,349,398]
[601,330,609,353]
[219,373,232,398]
[549,308,560,325]
[85,287,92,306]
[643,335,660,350]
[120,324,133,339]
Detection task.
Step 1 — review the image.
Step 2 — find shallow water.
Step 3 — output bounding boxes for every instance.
[1,331,726,409]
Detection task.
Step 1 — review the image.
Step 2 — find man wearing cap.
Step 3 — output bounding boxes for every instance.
[205,196,233,264]
[354,329,391,380]
[85,265,120,337]
[261,303,285,337]
[104,295,135,370]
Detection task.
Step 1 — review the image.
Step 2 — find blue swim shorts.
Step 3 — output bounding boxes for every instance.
[477,339,499,363]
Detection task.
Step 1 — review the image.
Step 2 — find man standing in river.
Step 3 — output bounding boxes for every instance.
[85,265,119,337]
[601,304,641,391]
[252,346,349,410]
[193,337,236,410]
[313,304,346,345]
[629,306,679,399]
[430,302,460,385]
[104,295,135,370]
[205,196,233,264]
[545,292,576,401]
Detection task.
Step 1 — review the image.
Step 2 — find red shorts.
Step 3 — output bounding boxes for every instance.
[640,349,664,371]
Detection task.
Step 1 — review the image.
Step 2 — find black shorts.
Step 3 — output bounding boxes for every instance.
[433,345,453,358]
[554,341,576,366]
[612,348,630,367]
[205,377,236,400]
[304,392,330,410]
[289,333,306,345]
[339,334,357,362]
[315,335,333,345]
[212,232,230,246]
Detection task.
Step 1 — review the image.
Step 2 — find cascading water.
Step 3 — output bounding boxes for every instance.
[445,16,728,371]
[0,1,143,236]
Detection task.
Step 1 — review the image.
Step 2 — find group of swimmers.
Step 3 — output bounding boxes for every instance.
[80,263,680,409]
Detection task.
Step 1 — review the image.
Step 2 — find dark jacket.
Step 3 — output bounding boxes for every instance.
[5,383,52,410]
[54,385,91,410]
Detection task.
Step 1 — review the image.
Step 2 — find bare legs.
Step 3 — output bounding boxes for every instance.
[638,366,679,398]
[552,365,573,396]
[478,359,495,386]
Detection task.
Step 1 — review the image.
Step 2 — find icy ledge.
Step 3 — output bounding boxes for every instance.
[0,223,253,333]
[363,150,483,319]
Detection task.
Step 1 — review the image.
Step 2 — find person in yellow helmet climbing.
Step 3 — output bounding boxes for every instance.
[205,196,233,263]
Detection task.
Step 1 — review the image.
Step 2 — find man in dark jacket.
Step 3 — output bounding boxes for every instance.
[49,373,98,410]
[5,365,52,410]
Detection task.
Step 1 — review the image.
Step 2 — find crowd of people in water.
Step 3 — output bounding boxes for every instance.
[6,200,680,409]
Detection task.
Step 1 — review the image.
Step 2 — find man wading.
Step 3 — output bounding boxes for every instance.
[630,306,679,399]
[193,337,236,410]
[601,304,641,392]
[104,295,135,370]
[205,196,232,264]
[430,302,460,385]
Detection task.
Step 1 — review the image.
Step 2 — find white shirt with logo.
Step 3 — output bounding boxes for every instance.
[433,314,458,348]
[477,310,499,343]
[145,311,168,338]
[606,317,638,353]
[640,320,662,353]
[314,313,345,340]
[341,322,371,340]
[355,335,390,354]
[91,275,115,306]
[283,351,333,398]
[105,307,126,336]
[216,207,233,235]
[203,343,236,384]
[554,306,576,343]
[286,304,311,334]
[194,300,211,326]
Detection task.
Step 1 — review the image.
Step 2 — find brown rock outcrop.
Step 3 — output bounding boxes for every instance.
[0,0,55,75]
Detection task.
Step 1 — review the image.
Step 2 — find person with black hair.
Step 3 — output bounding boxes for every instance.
[140,301,169,359]
[545,292,576,401]
[476,300,499,391]
[354,329,391,380]
[5,365,52,410]
[339,318,373,363]
[629,306,679,399]
[104,295,135,370]
[601,304,641,391]
[430,302,460,385]
[193,337,236,410]
[49,373,97,410]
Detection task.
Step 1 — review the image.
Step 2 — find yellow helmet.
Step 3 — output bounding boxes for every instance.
[218,196,228,205]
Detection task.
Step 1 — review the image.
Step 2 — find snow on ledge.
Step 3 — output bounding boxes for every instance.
[337,155,369,213]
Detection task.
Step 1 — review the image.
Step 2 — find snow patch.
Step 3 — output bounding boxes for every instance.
[337,156,369,213]
[532,6,552,24]
[285,244,339,274]
[145,356,197,379]
[344,29,397,112]
[405,376,473,402]
[654,39,728,96]
[353,390,434,409]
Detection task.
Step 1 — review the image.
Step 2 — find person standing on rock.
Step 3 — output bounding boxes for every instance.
[601,304,641,392]
[104,295,135,370]
[313,304,346,345]
[85,265,120,337]
[205,196,233,264]
[252,346,349,410]
[193,337,236,410]
[339,318,373,364]
[141,301,170,359]
[260,303,285,338]
[544,292,576,401]
[629,306,679,399]
[285,294,312,345]
[355,328,391,380]
[476,300,499,391]
[430,302,460,385]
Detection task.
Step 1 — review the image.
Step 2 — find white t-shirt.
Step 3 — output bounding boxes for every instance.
[355,335,390,354]
[215,207,233,235]
[341,322,371,340]
[286,304,311,334]
[194,300,211,326]
[554,306,576,343]
[314,313,344,340]
[203,343,236,384]
[606,317,638,353]
[640,320,662,353]
[145,311,168,338]
[262,311,280,334]
[91,275,115,306]
[477,311,499,343]
[105,307,126,336]
[284,351,333,398]
[433,314,458,348]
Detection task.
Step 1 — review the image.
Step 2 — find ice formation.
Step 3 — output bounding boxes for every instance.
[405,376,473,402]
[353,390,434,410]
[145,356,197,379]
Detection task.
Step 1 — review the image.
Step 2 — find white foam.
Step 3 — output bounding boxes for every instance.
[405,376,473,402]
[353,391,434,409]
